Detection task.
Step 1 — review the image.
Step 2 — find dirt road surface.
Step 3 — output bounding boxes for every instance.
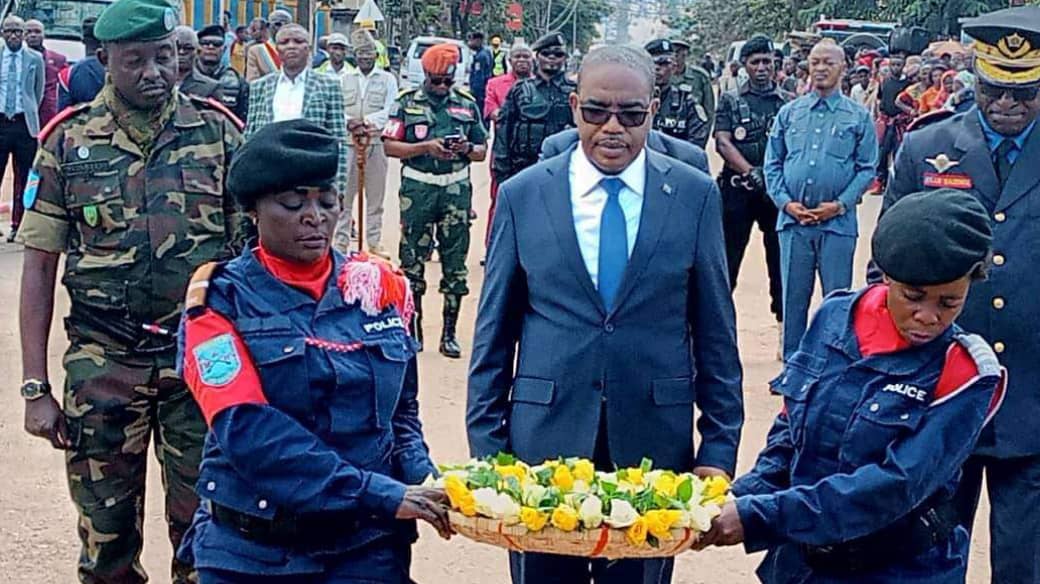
[0,153,993,583]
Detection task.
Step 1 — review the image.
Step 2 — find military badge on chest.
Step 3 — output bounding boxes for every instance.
[414,124,429,140]
[923,154,972,189]
[734,127,747,140]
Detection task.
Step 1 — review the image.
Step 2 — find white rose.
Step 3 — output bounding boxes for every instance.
[579,495,604,528]
[521,483,548,507]
[572,480,591,494]
[683,505,713,532]
[472,488,501,518]
[604,499,639,528]
[495,492,522,524]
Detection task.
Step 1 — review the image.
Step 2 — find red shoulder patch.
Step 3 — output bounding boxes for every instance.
[182,308,268,425]
[192,95,245,131]
[38,103,89,143]
[984,370,1008,426]
[931,344,980,406]
[57,65,71,91]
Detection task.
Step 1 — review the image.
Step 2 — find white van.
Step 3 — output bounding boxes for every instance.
[400,36,471,92]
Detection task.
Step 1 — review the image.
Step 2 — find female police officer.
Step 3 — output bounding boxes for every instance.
[176,119,451,583]
[698,189,1006,583]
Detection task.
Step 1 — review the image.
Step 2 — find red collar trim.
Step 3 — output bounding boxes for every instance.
[853,285,912,356]
[255,244,331,301]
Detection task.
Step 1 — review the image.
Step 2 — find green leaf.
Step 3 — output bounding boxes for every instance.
[495,452,516,466]
[647,535,660,548]
[677,479,693,503]
[602,482,618,496]
[536,468,554,484]
[640,458,654,473]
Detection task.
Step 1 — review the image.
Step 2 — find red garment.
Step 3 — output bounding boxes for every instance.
[853,285,911,356]
[39,49,68,127]
[484,72,523,120]
[255,245,332,300]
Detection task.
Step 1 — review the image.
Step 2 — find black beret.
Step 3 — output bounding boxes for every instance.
[227,120,339,208]
[740,35,773,61]
[645,39,675,57]
[872,190,993,286]
[532,32,566,53]
[198,24,226,40]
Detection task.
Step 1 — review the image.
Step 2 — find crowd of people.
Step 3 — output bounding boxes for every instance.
[6,0,1040,582]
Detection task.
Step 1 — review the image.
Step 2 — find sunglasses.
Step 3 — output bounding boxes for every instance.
[579,106,650,127]
[199,39,225,48]
[539,50,567,59]
[979,81,1040,102]
[428,76,455,87]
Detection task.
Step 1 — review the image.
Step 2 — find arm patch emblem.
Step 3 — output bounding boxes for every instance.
[193,333,242,386]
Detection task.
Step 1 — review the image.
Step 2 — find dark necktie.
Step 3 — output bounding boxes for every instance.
[4,53,16,117]
[994,139,1016,185]
[598,177,627,310]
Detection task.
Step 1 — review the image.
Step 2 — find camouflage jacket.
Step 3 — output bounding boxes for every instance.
[19,89,248,354]
[383,86,487,175]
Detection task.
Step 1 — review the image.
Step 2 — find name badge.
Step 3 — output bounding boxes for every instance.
[923,172,973,189]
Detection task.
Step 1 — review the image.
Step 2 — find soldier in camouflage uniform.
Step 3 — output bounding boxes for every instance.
[383,43,487,359]
[492,32,575,184]
[17,0,246,581]
[670,39,715,148]
[646,40,710,148]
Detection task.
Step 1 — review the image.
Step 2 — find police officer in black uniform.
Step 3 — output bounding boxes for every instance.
[646,40,710,150]
[492,32,575,184]
[714,35,790,339]
[196,24,249,121]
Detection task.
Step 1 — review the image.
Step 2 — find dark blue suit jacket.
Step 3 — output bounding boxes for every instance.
[467,144,744,474]
[540,128,710,174]
[885,108,1038,458]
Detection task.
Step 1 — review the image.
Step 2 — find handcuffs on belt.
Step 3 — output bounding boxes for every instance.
[729,167,767,192]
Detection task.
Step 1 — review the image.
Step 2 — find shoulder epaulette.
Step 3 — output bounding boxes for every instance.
[190,95,245,131]
[38,102,90,143]
[397,87,419,99]
[453,86,475,101]
[907,109,956,133]
[932,332,1004,411]
[185,262,222,317]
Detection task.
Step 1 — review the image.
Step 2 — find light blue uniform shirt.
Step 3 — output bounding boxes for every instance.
[569,146,645,288]
[979,110,1035,165]
[764,91,878,236]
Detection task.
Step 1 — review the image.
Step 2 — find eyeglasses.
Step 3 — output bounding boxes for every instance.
[579,106,650,127]
[199,39,224,48]
[539,50,567,59]
[2,29,24,35]
[979,81,1040,102]
[428,76,455,87]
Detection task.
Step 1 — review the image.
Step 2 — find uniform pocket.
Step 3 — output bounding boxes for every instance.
[66,174,127,246]
[770,351,825,448]
[825,125,858,160]
[840,393,926,468]
[239,325,311,420]
[510,377,554,405]
[651,376,696,406]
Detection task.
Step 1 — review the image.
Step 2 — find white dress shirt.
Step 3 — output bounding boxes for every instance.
[343,68,398,130]
[569,146,646,288]
[272,68,308,122]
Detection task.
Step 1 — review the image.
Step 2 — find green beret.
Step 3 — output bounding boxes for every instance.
[872,190,993,286]
[227,120,339,208]
[95,0,179,42]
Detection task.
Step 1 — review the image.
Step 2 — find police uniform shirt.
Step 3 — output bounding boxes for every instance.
[715,86,787,166]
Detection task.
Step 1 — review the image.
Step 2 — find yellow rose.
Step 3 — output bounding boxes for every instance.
[626,516,649,546]
[625,468,644,486]
[551,505,580,532]
[520,506,549,531]
[703,476,730,505]
[495,464,528,485]
[444,475,478,516]
[552,465,575,492]
[653,474,677,498]
[572,459,595,483]
[644,509,683,540]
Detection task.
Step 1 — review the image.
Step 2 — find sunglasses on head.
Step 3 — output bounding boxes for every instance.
[579,105,650,128]
[539,50,567,59]
[428,75,455,87]
[979,81,1040,102]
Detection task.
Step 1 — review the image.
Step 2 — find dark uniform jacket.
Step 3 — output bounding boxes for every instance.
[884,108,1040,458]
[492,72,575,182]
[197,64,249,121]
[714,83,790,176]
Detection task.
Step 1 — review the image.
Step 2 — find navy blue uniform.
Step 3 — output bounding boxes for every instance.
[885,107,1040,583]
[176,248,434,583]
[733,287,1003,583]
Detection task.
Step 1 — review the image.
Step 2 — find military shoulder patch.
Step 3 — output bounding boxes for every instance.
[193,333,242,386]
[22,169,40,210]
[38,102,90,143]
[186,261,221,315]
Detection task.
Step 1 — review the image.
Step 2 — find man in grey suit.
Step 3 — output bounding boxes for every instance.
[0,15,44,240]
[541,126,710,174]
[468,45,743,584]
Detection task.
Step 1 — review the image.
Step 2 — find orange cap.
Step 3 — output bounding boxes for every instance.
[421,43,460,75]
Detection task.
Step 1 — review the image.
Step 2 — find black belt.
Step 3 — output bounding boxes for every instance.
[211,502,362,547]
[0,113,24,122]
[801,495,959,576]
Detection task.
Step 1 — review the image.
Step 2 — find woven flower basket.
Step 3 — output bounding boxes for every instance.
[449,511,699,559]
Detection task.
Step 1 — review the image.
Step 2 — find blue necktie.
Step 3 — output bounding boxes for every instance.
[597,177,628,310]
[4,53,16,117]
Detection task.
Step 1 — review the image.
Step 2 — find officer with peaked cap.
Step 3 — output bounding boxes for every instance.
[493,31,576,183]
[708,189,1005,584]
[646,39,711,150]
[881,7,1040,582]
[15,0,248,581]
[669,38,715,146]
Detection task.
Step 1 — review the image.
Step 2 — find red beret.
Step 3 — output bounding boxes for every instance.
[421,43,460,75]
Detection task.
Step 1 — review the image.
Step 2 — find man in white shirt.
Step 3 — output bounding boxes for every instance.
[333,30,397,258]
[245,24,348,196]
[468,44,742,584]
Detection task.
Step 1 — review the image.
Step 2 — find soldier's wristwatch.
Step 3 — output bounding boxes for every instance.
[20,379,52,401]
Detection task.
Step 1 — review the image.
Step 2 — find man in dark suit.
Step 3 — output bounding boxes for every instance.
[0,15,44,241]
[468,45,743,584]
[541,126,709,174]
[882,9,1040,583]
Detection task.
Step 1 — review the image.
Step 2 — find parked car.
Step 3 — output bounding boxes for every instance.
[400,36,470,91]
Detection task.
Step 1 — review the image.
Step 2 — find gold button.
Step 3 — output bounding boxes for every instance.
[993,297,1005,309]
[994,341,1006,354]
[995,212,1006,222]
[993,254,1005,266]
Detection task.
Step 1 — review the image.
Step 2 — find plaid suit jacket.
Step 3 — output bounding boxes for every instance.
[245,70,349,195]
